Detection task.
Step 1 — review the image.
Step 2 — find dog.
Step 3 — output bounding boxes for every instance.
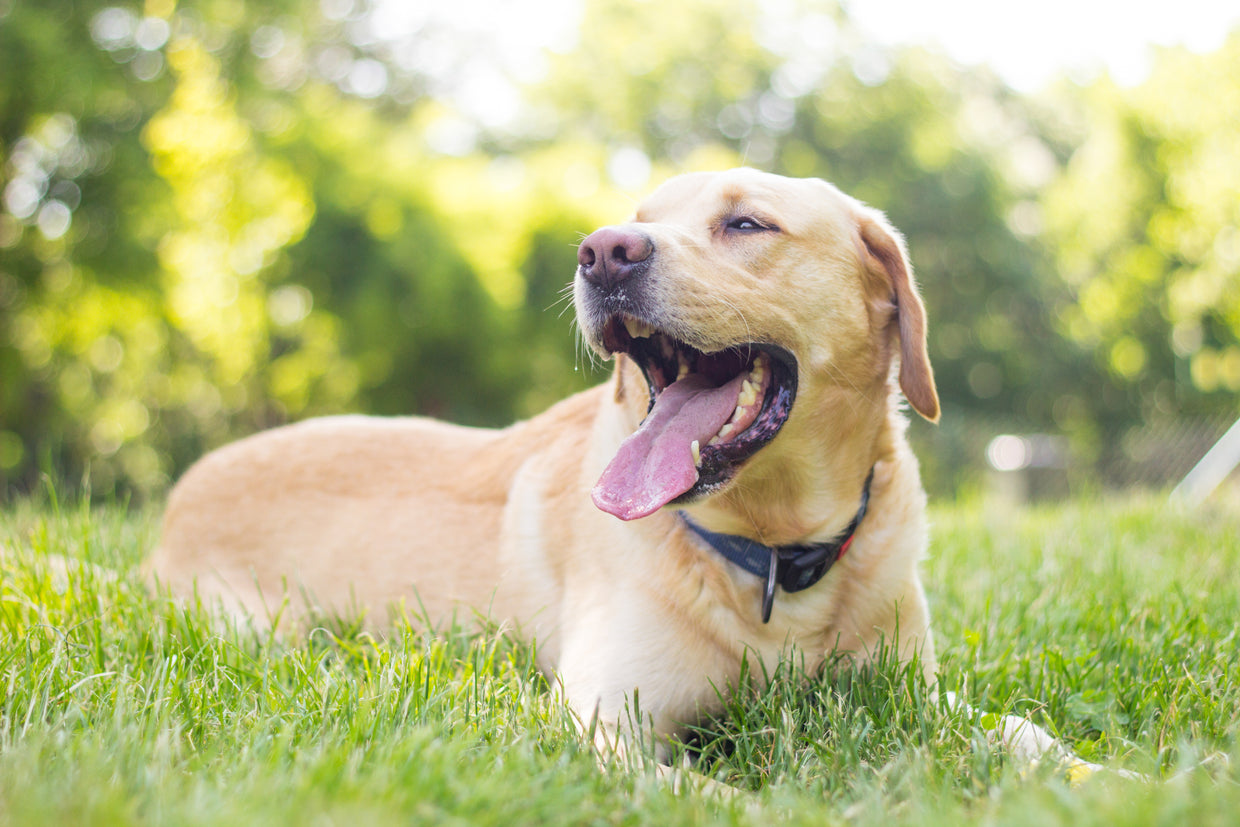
[151,167,944,763]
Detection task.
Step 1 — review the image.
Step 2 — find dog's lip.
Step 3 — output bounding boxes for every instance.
[599,313,799,501]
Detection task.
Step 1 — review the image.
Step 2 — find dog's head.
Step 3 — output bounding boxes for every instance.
[575,168,937,523]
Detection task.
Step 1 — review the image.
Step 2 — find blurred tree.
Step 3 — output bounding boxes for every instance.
[2,0,179,492]
[3,0,1232,500]
[0,0,614,497]
[1041,33,1240,426]
[0,0,512,495]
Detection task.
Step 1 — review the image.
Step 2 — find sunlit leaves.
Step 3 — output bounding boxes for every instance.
[2,0,1237,499]
[145,37,315,385]
[1042,32,1240,399]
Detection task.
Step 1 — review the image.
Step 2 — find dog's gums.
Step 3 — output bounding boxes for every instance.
[591,313,797,520]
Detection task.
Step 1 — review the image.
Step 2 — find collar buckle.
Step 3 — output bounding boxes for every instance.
[777,545,837,593]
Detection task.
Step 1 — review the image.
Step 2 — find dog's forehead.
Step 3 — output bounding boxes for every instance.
[633,169,851,230]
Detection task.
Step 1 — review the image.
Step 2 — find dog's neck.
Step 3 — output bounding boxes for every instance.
[680,467,874,623]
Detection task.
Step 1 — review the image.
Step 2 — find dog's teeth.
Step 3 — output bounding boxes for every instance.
[730,405,747,424]
[718,423,734,439]
[707,435,722,446]
[677,356,689,380]
[739,380,757,408]
[750,354,767,384]
[690,439,701,467]
[624,318,654,339]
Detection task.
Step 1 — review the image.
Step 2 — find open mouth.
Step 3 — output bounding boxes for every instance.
[591,314,798,521]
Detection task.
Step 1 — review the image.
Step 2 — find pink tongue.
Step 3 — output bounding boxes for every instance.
[593,372,746,521]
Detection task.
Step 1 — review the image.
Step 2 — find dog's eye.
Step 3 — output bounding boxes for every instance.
[725,216,774,233]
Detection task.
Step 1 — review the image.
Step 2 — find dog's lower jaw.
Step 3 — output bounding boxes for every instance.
[671,375,897,550]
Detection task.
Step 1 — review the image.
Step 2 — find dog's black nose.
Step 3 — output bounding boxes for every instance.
[578,227,653,291]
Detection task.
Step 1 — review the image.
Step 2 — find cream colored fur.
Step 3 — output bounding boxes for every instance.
[152,168,943,755]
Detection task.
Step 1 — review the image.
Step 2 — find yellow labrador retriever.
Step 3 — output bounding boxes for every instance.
[152,168,942,755]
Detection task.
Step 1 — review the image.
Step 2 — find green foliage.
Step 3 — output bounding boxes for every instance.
[1041,32,1240,417]
[0,0,605,496]
[1,491,1238,824]
[1,0,1237,497]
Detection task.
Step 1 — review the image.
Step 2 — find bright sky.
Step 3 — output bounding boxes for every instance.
[847,0,1240,91]
[374,0,1240,127]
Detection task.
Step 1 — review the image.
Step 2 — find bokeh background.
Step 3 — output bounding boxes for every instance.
[2,0,1239,501]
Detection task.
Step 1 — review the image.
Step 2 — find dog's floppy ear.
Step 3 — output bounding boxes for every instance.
[855,211,940,423]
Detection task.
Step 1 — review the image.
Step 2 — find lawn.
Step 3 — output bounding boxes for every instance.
[0,487,1237,825]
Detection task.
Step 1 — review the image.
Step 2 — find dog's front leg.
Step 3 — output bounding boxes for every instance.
[553,597,740,793]
[555,643,683,770]
[558,687,738,797]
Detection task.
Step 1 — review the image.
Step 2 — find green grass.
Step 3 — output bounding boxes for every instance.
[1,487,1237,825]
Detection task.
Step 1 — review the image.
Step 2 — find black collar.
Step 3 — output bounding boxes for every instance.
[680,469,874,624]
